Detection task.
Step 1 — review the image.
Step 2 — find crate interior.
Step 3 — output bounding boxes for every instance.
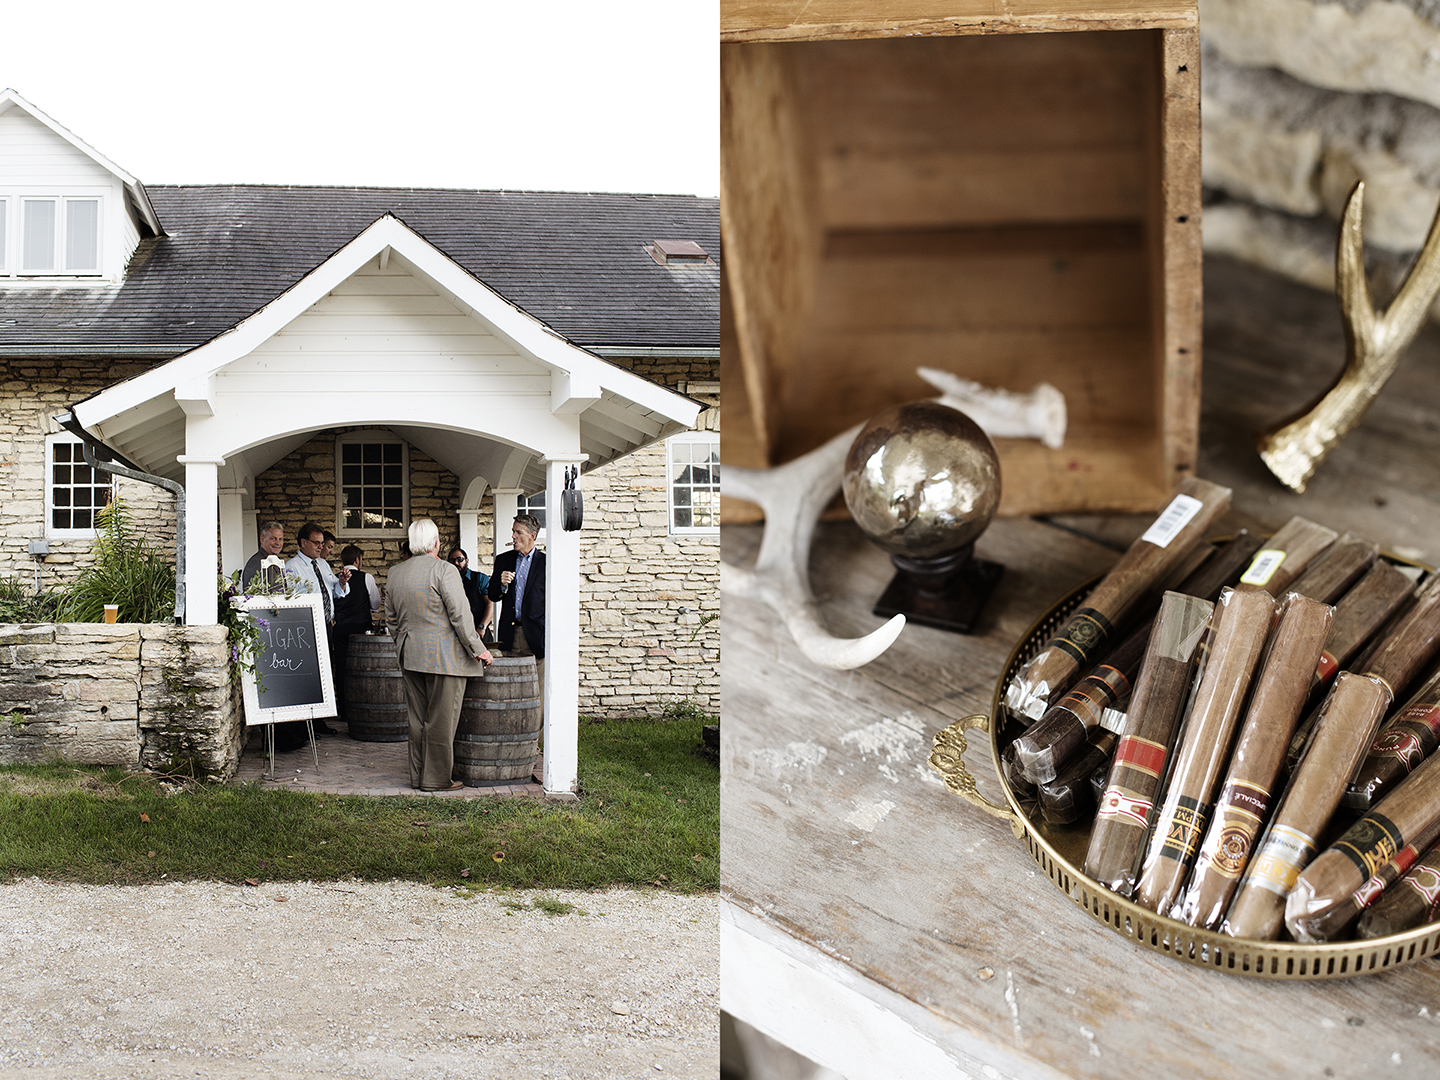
[723,30,1180,520]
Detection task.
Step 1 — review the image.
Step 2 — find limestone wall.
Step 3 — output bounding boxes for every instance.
[0,622,242,779]
[1201,0,1440,309]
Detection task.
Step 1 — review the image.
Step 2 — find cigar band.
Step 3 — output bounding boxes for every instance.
[1333,812,1405,880]
[1057,678,1121,728]
[1139,492,1204,548]
[1157,795,1210,863]
[1239,548,1286,586]
[1244,825,1317,896]
[1051,608,1114,667]
[1352,842,1422,908]
[1402,865,1440,915]
[1216,779,1271,823]
[1370,727,1428,770]
[1096,787,1152,828]
[1113,735,1167,779]
[1314,651,1339,683]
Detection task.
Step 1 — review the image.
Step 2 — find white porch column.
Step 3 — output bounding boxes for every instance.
[491,489,521,562]
[177,455,224,625]
[457,509,480,566]
[218,487,248,579]
[540,456,586,796]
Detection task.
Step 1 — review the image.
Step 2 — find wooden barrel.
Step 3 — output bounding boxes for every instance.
[344,634,409,743]
[453,655,542,786]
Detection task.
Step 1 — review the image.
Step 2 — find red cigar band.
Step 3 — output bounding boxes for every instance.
[1314,650,1339,683]
[1113,735,1167,778]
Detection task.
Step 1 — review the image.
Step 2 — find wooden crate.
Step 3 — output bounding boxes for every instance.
[721,2,1202,522]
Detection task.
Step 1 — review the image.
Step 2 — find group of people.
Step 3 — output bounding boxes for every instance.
[241,514,546,790]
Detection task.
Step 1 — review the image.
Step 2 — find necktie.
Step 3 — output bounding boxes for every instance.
[312,559,332,621]
[514,553,530,614]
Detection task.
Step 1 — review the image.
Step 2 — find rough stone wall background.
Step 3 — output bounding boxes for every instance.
[1201,0,1440,310]
[577,356,720,718]
[0,361,175,587]
[0,622,241,780]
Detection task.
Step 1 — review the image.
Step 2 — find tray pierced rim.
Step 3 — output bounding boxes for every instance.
[971,567,1440,980]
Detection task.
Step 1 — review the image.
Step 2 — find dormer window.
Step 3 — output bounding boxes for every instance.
[3,196,102,276]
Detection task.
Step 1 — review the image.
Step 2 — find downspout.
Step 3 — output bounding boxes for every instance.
[53,411,187,625]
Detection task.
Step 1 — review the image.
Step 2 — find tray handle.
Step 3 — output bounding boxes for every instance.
[930,714,1024,840]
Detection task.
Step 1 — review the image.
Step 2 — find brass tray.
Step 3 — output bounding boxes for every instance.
[930,576,1440,980]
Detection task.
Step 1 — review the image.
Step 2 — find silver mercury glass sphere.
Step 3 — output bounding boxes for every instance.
[842,400,1002,560]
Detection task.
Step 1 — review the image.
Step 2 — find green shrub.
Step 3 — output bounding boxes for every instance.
[54,500,176,624]
[0,576,60,623]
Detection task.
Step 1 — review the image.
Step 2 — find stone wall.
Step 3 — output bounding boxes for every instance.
[1201,0,1440,310]
[0,360,176,586]
[0,622,242,780]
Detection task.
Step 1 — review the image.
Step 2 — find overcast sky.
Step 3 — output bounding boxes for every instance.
[4,0,718,197]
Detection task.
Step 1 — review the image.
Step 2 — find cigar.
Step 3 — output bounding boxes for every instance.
[1355,843,1440,939]
[1318,819,1440,942]
[1356,571,1440,704]
[1221,672,1393,940]
[1084,592,1214,897]
[1285,748,1440,942]
[1013,629,1146,784]
[1002,740,1038,802]
[1004,478,1232,720]
[1014,535,1257,786]
[1233,516,1338,597]
[1176,594,1334,929]
[1039,728,1118,825]
[1344,665,1440,812]
[1284,561,1416,774]
[1283,532,1377,605]
[1134,588,1276,917]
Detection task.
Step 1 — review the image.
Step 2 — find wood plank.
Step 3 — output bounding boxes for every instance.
[722,0,1197,41]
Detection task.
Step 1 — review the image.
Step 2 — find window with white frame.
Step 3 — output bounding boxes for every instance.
[516,490,546,536]
[46,434,113,537]
[5,196,101,276]
[336,434,408,537]
[667,433,720,534]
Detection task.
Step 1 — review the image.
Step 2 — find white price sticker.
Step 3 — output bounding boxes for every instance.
[1140,493,1203,549]
[1240,549,1286,587]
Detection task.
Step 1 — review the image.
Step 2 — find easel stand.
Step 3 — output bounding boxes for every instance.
[262,716,320,780]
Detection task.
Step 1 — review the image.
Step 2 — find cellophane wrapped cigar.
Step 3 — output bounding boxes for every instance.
[1344,664,1440,812]
[1285,748,1440,943]
[1353,571,1440,708]
[1176,593,1334,930]
[1039,728,1118,825]
[1014,629,1146,784]
[1002,741,1038,802]
[1283,532,1377,605]
[1355,843,1440,939]
[1284,561,1416,774]
[1306,817,1440,942]
[1233,516,1338,597]
[1004,478,1232,721]
[1221,672,1393,940]
[1083,592,1214,897]
[1012,533,1259,784]
[1134,588,1277,916]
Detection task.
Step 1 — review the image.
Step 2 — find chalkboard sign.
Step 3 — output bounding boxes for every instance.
[236,594,337,725]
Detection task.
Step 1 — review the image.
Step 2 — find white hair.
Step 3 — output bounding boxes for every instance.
[407,518,440,556]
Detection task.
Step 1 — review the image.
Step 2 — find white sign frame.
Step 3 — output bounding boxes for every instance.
[235,593,338,726]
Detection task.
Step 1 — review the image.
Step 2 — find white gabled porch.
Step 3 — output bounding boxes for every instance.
[65,214,701,796]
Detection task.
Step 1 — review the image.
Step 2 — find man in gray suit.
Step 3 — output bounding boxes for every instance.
[384,518,493,791]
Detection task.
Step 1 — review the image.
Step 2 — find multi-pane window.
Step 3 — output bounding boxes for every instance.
[336,437,408,536]
[11,197,100,275]
[667,434,720,534]
[46,435,113,536]
[517,491,546,533]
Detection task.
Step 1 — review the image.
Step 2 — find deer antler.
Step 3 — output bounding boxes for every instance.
[1257,181,1440,493]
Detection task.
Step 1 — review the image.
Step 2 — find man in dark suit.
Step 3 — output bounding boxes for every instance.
[241,520,287,594]
[384,519,492,791]
[488,513,545,667]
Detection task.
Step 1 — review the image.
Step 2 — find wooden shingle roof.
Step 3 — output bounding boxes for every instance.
[0,185,719,355]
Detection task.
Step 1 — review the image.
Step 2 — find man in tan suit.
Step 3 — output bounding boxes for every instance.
[384,518,493,791]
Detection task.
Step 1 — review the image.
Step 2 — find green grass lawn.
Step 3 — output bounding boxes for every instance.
[0,718,718,892]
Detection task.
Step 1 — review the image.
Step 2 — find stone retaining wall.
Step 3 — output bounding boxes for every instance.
[0,623,243,780]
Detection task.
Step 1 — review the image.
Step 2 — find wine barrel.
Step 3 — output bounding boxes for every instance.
[453,655,542,786]
[344,634,408,743]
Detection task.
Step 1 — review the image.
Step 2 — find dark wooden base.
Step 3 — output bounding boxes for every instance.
[873,545,1004,635]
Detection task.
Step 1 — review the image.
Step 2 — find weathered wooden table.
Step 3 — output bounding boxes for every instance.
[721,258,1440,1078]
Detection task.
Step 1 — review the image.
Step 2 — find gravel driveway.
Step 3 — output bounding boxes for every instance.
[0,879,717,1079]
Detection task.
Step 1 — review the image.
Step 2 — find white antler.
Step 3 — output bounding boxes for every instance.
[721,425,906,670]
[918,368,1067,449]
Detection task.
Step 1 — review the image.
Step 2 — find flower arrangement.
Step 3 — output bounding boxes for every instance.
[218,569,301,688]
